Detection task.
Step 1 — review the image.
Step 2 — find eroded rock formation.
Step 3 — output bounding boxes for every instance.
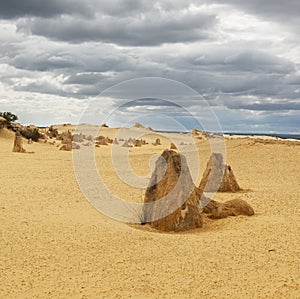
[12,132,26,153]
[153,138,161,146]
[144,150,203,231]
[59,131,72,151]
[203,199,254,219]
[199,153,242,192]
[143,150,253,232]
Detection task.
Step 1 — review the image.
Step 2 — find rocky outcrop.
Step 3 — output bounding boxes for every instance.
[59,131,72,151]
[199,153,242,192]
[143,150,254,232]
[128,138,135,145]
[73,133,84,143]
[134,139,143,147]
[72,142,81,150]
[133,122,145,129]
[105,137,113,144]
[144,150,203,232]
[203,199,254,219]
[122,140,132,147]
[95,136,108,145]
[12,132,26,153]
[191,128,207,139]
[94,136,113,145]
[153,138,161,146]
[83,141,92,146]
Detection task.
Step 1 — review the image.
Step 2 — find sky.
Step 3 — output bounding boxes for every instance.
[0,0,299,133]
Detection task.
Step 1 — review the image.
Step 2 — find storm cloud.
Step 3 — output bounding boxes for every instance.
[0,0,299,133]
[0,0,93,19]
[17,10,217,46]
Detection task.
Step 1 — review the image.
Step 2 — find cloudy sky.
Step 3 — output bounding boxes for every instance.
[0,0,299,133]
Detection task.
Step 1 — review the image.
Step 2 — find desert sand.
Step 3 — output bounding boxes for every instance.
[0,126,299,298]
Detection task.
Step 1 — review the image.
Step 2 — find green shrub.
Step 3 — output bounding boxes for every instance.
[0,112,18,124]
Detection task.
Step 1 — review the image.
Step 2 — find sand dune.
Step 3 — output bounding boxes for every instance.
[0,127,299,298]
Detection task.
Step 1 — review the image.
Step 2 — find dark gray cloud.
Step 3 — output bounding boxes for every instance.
[64,73,105,85]
[10,52,78,71]
[87,0,150,16]
[237,102,300,111]
[0,0,93,19]
[5,42,137,73]
[222,96,300,111]
[17,11,216,46]
[222,51,295,74]
[121,98,181,108]
[13,81,76,98]
[162,47,295,74]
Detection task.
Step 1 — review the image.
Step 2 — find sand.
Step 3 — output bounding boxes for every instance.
[0,127,299,298]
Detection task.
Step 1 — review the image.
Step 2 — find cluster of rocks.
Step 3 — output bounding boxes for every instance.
[53,132,151,150]
[9,121,254,233]
[120,138,148,148]
[50,131,94,151]
[95,136,113,146]
[191,128,207,140]
[143,150,254,232]
[59,131,73,151]
[122,140,132,147]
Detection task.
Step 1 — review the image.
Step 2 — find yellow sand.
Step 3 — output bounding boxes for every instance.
[0,127,299,298]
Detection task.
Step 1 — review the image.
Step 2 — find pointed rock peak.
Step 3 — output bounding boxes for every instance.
[199,153,242,192]
[144,150,203,232]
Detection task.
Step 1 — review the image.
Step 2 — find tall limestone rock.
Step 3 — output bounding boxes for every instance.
[12,131,26,153]
[144,150,203,232]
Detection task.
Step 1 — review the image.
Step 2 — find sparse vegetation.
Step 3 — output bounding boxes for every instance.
[0,112,45,141]
[48,126,59,138]
[20,127,43,142]
[0,112,18,124]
